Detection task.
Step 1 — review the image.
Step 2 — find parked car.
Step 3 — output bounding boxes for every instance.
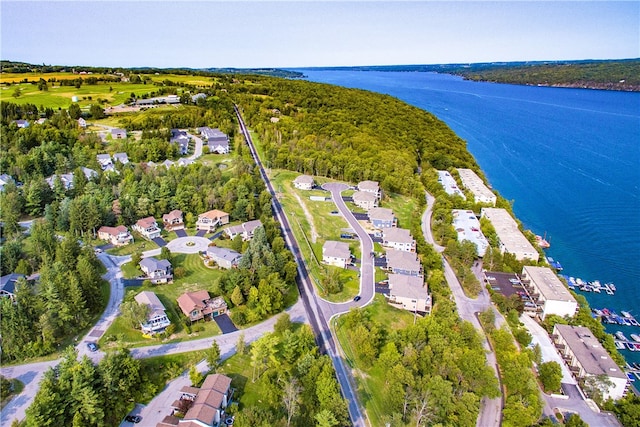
[87,342,98,352]
[125,415,142,423]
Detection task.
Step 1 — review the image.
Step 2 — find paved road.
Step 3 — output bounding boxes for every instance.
[234,105,367,427]
[187,133,204,160]
[422,192,504,427]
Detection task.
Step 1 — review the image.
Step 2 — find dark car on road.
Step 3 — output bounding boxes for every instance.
[87,342,98,352]
[125,415,142,423]
[353,295,361,302]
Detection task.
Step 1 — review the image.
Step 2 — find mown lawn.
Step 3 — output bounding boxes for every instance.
[107,235,157,256]
[333,294,416,426]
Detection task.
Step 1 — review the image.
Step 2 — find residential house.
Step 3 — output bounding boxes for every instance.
[293,174,314,190]
[204,247,242,269]
[111,128,127,139]
[357,180,381,199]
[113,152,129,164]
[81,167,99,180]
[173,374,233,427]
[139,257,173,284]
[553,324,629,401]
[170,129,191,155]
[0,174,15,192]
[520,266,578,320]
[14,119,29,128]
[177,158,194,167]
[224,220,262,241]
[385,249,422,277]
[387,274,431,314]
[97,154,113,170]
[0,273,25,301]
[196,210,230,233]
[162,210,184,231]
[97,225,133,246]
[78,117,87,128]
[177,290,227,322]
[322,240,351,268]
[452,209,489,257]
[368,207,396,229]
[198,127,230,154]
[352,191,378,210]
[162,159,175,168]
[191,93,207,103]
[481,208,539,262]
[134,291,171,334]
[133,216,161,240]
[382,228,416,252]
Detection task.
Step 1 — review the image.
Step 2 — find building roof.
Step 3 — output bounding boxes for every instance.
[388,274,427,300]
[322,240,351,260]
[206,246,242,263]
[136,216,157,229]
[111,128,126,136]
[386,249,421,272]
[96,153,112,163]
[522,266,577,304]
[113,152,129,163]
[352,191,377,203]
[0,273,25,294]
[357,180,379,193]
[177,290,211,316]
[135,291,167,319]
[163,210,183,222]
[452,209,489,256]
[437,170,466,199]
[184,403,216,426]
[293,174,314,185]
[242,220,262,234]
[156,415,180,427]
[457,168,496,202]
[162,160,175,168]
[98,225,128,236]
[554,324,626,379]
[199,209,228,220]
[383,228,414,244]
[481,208,538,260]
[140,257,171,272]
[368,207,395,222]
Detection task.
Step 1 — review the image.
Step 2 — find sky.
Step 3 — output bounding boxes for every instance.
[1,1,638,68]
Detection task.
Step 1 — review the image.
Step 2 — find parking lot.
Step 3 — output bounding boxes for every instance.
[484,271,537,310]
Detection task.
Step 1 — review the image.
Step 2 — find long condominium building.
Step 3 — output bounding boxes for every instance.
[457,168,496,205]
[553,324,629,401]
[481,208,539,262]
[521,266,577,320]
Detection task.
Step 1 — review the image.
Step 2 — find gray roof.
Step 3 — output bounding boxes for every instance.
[368,207,395,222]
[554,324,626,379]
[0,273,25,294]
[113,152,129,163]
[388,274,427,299]
[352,191,377,203]
[323,240,351,260]
[293,174,314,185]
[383,228,414,244]
[386,249,421,272]
[357,180,379,193]
[135,290,166,318]
[243,220,262,234]
[206,246,242,263]
[140,257,171,271]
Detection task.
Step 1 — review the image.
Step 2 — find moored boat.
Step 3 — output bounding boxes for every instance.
[631,334,640,343]
[616,331,628,341]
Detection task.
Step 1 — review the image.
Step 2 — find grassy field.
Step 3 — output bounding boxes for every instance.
[269,168,361,302]
[106,235,158,256]
[333,294,416,426]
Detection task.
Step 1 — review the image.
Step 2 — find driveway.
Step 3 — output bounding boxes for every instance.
[214,314,238,334]
[351,212,368,221]
[152,237,167,247]
[174,229,187,238]
[195,229,207,237]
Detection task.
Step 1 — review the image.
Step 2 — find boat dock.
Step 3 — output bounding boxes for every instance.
[562,275,616,295]
[592,308,640,326]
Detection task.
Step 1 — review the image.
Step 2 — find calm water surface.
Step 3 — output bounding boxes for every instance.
[297,69,640,363]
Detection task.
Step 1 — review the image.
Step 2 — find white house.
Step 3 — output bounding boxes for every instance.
[196,210,230,233]
[205,246,242,269]
[139,257,172,284]
[198,127,230,154]
[387,274,431,314]
[293,174,315,190]
[133,216,161,240]
[111,128,127,139]
[113,152,129,164]
[97,225,133,246]
[382,228,415,252]
[97,153,113,170]
[386,249,422,277]
[225,220,262,241]
[352,191,378,210]
[134,291,170,334]
[322,240,351,268]
[357,180,381,198]
[368,207,396,229]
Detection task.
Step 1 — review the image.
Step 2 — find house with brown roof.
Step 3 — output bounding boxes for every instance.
[177,290,227,322]
[163,210,184,231]
[97,225,133,246]
[133,216,161,240]
[169,374,233,427]
[196,210,229,233]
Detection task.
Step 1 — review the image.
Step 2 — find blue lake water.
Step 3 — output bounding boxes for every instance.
[296,69,640,364]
